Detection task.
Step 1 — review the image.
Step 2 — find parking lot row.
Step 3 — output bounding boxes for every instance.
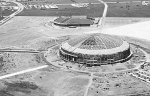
[22,3,100,9]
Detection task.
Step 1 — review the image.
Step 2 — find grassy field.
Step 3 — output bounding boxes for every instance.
[1,9,16,16]
[20,0,99,4]
[0,17,4,21]
[18,0,150,4]
[104,0,149,2]
[18,0,150,17]
[107,2,150,17]
[18,4,104,17]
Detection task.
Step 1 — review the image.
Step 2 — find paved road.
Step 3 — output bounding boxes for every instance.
[0,48,40,53]
[97,0,108,28]
[0,1,24,26]
[0,65,48,80]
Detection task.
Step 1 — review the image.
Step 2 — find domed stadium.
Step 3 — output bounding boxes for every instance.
[59,33,132,66]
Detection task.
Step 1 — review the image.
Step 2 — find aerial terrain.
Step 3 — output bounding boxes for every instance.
[0,0,150,96]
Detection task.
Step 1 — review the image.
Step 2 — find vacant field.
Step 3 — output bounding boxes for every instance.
[18,0,150,17]
[104,0,149,2]
[0,17,4,21]
[18,4,104,17]
[18,0,150,4]
[107,2,150,17]
[0,69,89,96]
[1,9,16,16]
[19,0,99,4]
[0,16,100,47]
[0,52,45,76]
[0,16,150,47]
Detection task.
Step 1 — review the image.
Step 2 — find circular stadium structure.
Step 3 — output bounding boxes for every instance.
[53,16,94,27]
[59,34,132,66]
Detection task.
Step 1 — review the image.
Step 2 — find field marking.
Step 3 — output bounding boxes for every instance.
[0,65,48,80]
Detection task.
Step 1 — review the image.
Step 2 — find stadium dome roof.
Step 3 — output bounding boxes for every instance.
[61,33,129,55]
[68,34,123,50]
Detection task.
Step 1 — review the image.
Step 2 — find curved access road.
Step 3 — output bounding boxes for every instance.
[97,0,108,28]
[0,1,24,26]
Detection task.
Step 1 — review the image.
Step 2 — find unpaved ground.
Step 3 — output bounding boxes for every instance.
[0,69,89,96]
[1,16,150,96]
[0,16,97,47]
[0,34,149,96]
[0,16,149,47]
[0,52,46,76]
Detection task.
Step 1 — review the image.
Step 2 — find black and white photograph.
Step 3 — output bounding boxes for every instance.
[0,0,150,96]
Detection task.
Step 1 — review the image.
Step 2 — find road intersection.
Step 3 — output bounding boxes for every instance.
[0,1,24,26]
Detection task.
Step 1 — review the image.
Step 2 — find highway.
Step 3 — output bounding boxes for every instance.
[0,1,24,26]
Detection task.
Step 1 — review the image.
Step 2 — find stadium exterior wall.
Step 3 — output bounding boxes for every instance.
[59,47,132,66]
[53,22,91,27]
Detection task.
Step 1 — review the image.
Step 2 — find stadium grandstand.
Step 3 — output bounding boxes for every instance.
[53,16,94,27]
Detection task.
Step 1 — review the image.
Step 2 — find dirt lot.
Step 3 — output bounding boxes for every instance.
[0,67,89,96]
[0,16,150,47]
[89,73,150,96]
